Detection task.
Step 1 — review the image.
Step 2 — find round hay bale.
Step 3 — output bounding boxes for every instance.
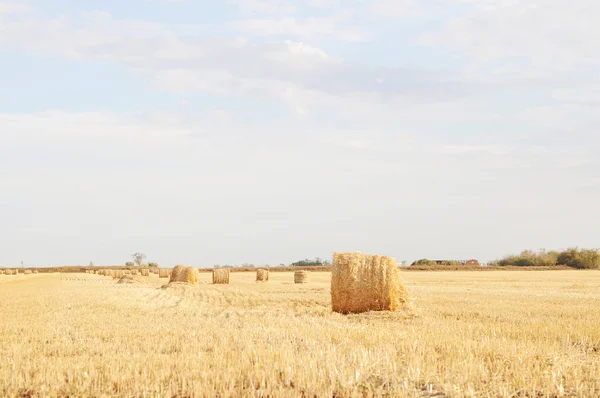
[256,269,269,282]
[212,269,230,284]
[331,252,410,314]
[140,269,150,277]
[179,267,199,285]
[158,268,169,278]
[294,271,310,284]
[169,265,185,283]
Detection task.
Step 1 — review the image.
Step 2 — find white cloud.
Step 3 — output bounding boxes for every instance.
[370,0,422,18]
[418,0,600,69]
[228,15,363,41]
[0,2,30,14]
[229,0,297,15]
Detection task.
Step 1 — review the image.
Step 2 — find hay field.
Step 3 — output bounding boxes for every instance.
[0,271,599,397]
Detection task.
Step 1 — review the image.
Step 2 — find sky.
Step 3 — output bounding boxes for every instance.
[1,0,599,267]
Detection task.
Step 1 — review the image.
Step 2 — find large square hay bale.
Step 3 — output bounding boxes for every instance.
[256,269,269,282]
[331,252,408,314]
[212,269,230,284]
[294,271,310,284]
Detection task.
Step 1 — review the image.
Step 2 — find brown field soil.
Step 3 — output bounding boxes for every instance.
[0,271,599,396]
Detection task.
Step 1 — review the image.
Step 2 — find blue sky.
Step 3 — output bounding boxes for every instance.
[1,0,599,267]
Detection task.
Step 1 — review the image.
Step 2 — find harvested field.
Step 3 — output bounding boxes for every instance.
[0,271,599,396]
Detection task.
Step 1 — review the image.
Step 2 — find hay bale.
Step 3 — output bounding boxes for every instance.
[124,270,131,275]
[141,269,149,277]
[212,269,230,284]
[169,265,185,283]
[33,270,38,274]
[0,270,4,275]
[158,269,169,278]
[179,267,199,285]
[294,271,310,284]
[256,269,269,282]
[131,269,139,276]
[24,270,32,275]
[331,252,409,314]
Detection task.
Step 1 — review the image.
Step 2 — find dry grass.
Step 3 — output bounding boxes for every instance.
[331,252,409,314]
[213,269,230,284]
[0,271,599,396]
[294,270,310,284]
[256,269,269,282]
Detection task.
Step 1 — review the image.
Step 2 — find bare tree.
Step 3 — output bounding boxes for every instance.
[131,253,146,267]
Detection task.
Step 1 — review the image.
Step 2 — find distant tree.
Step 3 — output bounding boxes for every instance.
[401,260,407,267]
[291,258,324,267]
[89,261,94,267]
[322,260,331,266]
[148,262,158,268]
[125,262,135,267]
[131,253,146,267]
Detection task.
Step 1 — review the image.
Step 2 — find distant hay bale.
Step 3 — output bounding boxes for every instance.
[0,270,4,275]
[33,270,38,274]
[141,269,149,277]
[158,269,169,278]
[169,265,186,283]
[212,269,230,284]
[256,269,269,282]
[331,252,409,314]
[124,270,131,275]
[179,267,199,285]
[131,269,139,276]
[294,271,310,284]
[24,270,32,275]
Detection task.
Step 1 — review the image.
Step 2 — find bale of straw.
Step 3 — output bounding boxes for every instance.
[141,269,149,277]
[24,270,32,275]
[131,269,139,276]
[158,269,169,278]
[331,252,409,314]
[33,270,38,274]
[179,267,199,285]
[212,269,230,284]
[294,271,310,284]
[0,270,4,275]
[169,265,186,283]
[256,269,269,282]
